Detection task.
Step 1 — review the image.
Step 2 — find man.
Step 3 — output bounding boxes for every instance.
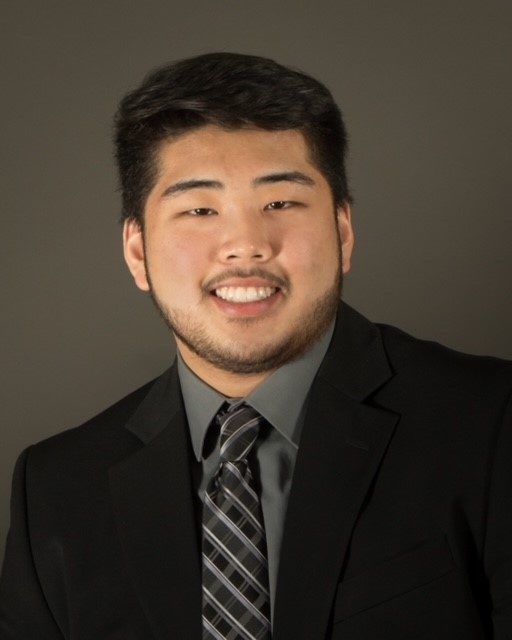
[1,52,511,640]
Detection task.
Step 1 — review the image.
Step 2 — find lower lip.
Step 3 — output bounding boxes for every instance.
[210,290,283,318]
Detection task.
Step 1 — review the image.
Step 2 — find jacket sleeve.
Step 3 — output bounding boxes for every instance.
[484,388,512,639]
[0,448,65,639]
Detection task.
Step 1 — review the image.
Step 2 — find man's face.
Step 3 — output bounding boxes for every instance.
[124,125,354,374]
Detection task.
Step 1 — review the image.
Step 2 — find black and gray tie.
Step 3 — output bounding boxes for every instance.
[202,400,272,640]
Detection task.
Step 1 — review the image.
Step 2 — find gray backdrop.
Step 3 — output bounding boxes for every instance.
[2,1,511,556]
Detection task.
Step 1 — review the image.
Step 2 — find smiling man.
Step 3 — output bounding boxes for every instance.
[1,53,512,640]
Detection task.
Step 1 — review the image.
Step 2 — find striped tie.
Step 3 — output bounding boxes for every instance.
[202,400,271,640]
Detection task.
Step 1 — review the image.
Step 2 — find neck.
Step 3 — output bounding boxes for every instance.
[176,341,275,397]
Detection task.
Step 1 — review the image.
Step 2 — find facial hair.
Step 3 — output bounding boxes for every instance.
[145,242,343,375]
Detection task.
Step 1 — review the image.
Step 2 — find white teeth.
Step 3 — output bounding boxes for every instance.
[214,286,277,302]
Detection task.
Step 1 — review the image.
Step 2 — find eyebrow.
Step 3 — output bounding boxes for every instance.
[253,171,316,187]
[161,171,316,198]
[162,179,223,198]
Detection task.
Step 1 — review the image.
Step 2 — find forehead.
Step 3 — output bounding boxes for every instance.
[154,125,319,181]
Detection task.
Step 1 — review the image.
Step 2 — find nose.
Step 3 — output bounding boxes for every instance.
[218,213,274,263]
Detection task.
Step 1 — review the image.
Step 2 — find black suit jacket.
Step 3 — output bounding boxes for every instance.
[1,304,512,639]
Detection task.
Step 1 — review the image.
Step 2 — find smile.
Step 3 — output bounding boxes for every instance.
[214,286,278,303]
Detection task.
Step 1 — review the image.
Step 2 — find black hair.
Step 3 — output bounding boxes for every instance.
[114,52,352,223]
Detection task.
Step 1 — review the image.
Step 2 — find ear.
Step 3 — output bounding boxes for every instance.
[337,202,355,274]
[123,219,150,291]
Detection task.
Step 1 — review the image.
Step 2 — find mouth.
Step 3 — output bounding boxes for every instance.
[209,284,283,318]
[212,286,279,303]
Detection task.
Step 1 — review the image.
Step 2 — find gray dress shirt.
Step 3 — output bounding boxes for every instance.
[177,322,334,623]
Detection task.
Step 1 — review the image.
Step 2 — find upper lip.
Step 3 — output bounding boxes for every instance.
[211,278,280,290]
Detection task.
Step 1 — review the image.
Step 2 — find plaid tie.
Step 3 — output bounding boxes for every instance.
[202,400,272,640]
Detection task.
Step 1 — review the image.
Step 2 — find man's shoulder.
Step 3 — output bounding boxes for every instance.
[25,370,170,475]
[376,319,512,396]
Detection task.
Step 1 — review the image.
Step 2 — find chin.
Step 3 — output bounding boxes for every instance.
[185,332,315,375]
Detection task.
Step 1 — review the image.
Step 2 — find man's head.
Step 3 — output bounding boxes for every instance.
[118,53,354,387]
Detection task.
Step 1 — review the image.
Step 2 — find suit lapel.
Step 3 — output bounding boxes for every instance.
[109,366,202,640]
[273,304,399,640]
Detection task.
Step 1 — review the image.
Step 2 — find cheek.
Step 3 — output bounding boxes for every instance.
[147,232,211,290]
[284,226,340,279]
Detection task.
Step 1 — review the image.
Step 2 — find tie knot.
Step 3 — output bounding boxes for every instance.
[217,401,263,462]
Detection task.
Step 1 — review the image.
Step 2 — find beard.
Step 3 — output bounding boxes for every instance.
[145,249,343,375]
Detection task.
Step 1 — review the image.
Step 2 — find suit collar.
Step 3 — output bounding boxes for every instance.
[123,362,180,444]
[318,302,393,401]
[124,302,391,445]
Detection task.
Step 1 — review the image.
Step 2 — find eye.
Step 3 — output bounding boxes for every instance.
[186,208,217,216]
[265,201,296,211]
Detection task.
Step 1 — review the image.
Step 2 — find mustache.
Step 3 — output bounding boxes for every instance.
[204,268,289,292]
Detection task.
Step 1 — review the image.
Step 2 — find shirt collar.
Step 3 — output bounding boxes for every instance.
[177,320,335,462]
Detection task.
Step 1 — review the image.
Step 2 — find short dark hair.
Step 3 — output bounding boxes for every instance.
[114,52,352,224]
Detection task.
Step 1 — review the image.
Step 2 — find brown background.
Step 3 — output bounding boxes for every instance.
[1,1,511,556]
